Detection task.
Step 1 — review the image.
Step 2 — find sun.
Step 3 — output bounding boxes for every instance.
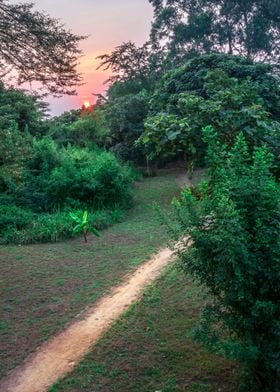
[83,100,91,109]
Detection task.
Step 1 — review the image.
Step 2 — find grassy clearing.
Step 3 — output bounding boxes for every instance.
[49,264,236,392]
[0,171,180,379]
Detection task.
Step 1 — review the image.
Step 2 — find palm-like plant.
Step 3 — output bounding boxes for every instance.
[69,210,100,243]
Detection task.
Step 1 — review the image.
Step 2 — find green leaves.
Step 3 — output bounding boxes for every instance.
[149,0,280,64]
[169,132,280,390]
[139,54,280,179]
[69,210,100,243]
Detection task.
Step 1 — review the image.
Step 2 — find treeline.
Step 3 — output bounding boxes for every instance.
[0,85,136,244]
[93,0,280,175]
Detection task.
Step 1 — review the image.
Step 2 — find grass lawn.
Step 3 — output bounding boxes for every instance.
[0,171,181,379]
[49,265,237,392]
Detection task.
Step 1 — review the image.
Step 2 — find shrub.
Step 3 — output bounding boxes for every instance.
[25,139,134,212]
[0,137,135,244]
[0,204,34,235]
[169,127,280,391]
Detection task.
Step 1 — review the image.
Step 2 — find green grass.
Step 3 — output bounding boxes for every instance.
[0,171,181,379]
[49,265,236,392]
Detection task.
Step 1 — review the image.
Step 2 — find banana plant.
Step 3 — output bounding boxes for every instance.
[69,210,100,243]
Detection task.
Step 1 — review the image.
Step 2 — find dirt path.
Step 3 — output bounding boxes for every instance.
[0,248,174,392]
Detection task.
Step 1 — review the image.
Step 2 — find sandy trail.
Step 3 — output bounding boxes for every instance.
[0,248,174,392]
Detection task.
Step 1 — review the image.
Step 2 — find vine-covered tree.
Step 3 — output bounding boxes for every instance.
[149,0,280,64]
[0,0,85,94]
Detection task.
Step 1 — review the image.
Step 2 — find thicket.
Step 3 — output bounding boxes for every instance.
[0,86,136,244]
[168,127,280,391]
[140,54,280,176]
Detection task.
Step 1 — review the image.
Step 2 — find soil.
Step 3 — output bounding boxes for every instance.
[0,248,174,392]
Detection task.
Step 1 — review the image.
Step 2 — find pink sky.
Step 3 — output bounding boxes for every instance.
[32,1,153,115]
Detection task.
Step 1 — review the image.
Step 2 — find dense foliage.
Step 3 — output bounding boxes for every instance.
[149,0,280,64]
[169,127,280,391]
[0,86,135,244]
[140,54,280,176]
[25,139,133,213]
[105,86,149,163]
[48,108,111,149]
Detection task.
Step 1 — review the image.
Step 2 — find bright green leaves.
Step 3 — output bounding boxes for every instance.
[69,210,100,243]
[138,54,280,179]
[169,131,280,391]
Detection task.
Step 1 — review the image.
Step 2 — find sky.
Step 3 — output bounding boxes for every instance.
[32,1,154,116]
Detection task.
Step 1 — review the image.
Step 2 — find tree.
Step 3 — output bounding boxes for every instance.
[97,42,150,85]
[0,83,47,195]
[49,108,111,149]
[149,0,280,64]
[97,41,165,91]
[139,54,280,174]
[0,82,49,134]
[105,90,149,163]
[170,127,280,391]
[0,0,84,94]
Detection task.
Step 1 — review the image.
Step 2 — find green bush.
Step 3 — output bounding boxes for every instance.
[25,139,134,212]
[49,108,111,149]
[0,205,34,235]
[0,137,135,244]
[169,127,280,391]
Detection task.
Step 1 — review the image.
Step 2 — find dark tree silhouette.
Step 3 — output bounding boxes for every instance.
[0,0,85,95]
[97,42,151,85]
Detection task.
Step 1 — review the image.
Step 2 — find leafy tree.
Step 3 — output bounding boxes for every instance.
[139,54,280,174]
[0,83,48,134]
[149,54,280,119]
[140,112,200,176]
[97,42,151,86]
[97,41,167,93]
[104,88,150,163]
[170,127,280,391]
[70,108,111,148]
[0,84,47,198]
[149,0,280,64]
[0,122,32,198]
[49,108,111,148]
[0,0,84,94]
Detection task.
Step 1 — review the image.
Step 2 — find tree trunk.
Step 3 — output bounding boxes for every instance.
[226,16,233,54]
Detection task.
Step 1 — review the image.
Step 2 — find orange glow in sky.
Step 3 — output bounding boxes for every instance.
[83,100,91,109]
[34,1,153,115]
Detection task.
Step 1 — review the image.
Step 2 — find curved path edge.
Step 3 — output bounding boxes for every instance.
[0,248,174,392]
